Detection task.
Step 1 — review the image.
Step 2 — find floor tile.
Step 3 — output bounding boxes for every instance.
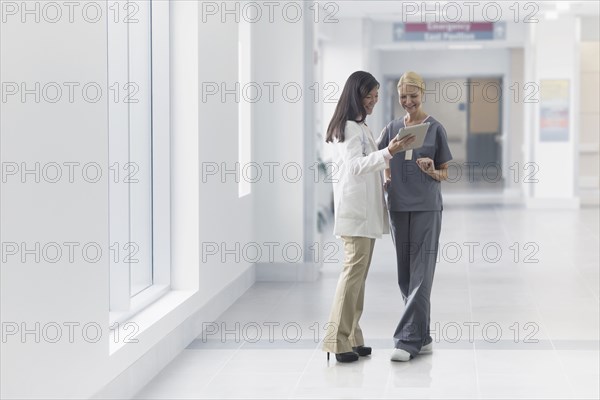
[134,207,599,399]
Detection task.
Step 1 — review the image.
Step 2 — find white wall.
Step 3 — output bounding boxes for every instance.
[196,4,254,294]
[508,48,526,195]
[252,12,313,266]
[320,18,366,162]
[1,1,256,397]
[1,4,110,397]
[379,48,510,80]
[578,17,600,206]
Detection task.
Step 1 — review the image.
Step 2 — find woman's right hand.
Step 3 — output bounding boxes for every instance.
[388,134,416,155]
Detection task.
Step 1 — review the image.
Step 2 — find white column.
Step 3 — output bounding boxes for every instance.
[527,16,580,208]
[252,3,317,280]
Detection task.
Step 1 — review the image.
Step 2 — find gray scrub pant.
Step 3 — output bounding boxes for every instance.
[389,210,442,356]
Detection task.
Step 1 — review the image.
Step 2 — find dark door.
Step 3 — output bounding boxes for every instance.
[467,77,502,180]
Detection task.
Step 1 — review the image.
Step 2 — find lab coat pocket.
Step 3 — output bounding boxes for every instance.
[338,183,367,220]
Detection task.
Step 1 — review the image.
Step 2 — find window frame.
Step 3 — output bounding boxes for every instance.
[108,0,171,325]
[238,18,252,198]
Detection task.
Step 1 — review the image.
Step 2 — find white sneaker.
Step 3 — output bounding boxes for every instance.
[390,348,411,362]
[419,343,433,354]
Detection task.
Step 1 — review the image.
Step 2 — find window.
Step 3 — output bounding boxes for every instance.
[238,18,252,198]
[108,0,170,323]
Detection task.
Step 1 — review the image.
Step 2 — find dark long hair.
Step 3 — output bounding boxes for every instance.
[325,71,379,143]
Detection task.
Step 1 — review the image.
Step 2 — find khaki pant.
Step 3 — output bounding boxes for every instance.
[323,236,375,354]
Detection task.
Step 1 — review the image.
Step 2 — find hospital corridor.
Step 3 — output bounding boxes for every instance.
[1,1,599,399]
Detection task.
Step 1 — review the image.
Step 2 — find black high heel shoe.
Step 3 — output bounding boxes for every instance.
[326,351,359,362]
[352,345,372,357]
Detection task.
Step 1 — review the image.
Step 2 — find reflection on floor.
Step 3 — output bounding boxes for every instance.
[135,206,599,399]
[441,164,506,194]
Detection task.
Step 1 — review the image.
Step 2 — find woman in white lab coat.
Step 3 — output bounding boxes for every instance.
[323,71,415,363]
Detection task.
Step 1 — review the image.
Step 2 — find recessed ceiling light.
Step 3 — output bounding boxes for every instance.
[448,44,484,50]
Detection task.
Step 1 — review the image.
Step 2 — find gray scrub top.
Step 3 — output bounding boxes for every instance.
[377,116,453,212]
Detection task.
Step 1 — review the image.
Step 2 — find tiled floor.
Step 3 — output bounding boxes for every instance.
[135,206,599,399]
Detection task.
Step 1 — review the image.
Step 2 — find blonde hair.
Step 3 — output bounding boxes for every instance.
[397,71,425,93]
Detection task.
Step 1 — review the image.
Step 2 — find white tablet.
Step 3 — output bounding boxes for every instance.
[394,122,430,151]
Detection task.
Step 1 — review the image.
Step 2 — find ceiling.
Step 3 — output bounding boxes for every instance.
[319,1,600,21]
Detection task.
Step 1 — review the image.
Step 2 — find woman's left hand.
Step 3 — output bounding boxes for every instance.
[383,177,392,190]
[416,157,435,174]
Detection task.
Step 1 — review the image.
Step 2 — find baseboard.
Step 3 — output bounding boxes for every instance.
[92,266,256,399]
[526,197,581,209]
[255,262,321,282]
[580,189,600,207]
[444,192,524,206]
[579,176,600,189]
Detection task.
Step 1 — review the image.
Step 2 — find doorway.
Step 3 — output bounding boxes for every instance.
[387,76,504,193]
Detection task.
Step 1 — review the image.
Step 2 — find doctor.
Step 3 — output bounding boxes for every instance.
[323,71,414,363]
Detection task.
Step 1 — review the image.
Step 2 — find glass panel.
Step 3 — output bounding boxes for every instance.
[128,1,153,297]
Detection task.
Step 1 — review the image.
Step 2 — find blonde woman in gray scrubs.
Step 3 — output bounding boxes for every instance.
[377,71,453,362]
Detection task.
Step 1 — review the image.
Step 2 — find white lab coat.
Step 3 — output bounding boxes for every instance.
[331,121,390,239]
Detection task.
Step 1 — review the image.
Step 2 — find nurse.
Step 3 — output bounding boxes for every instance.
[376,71,453,362]
[323,71,415,363]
